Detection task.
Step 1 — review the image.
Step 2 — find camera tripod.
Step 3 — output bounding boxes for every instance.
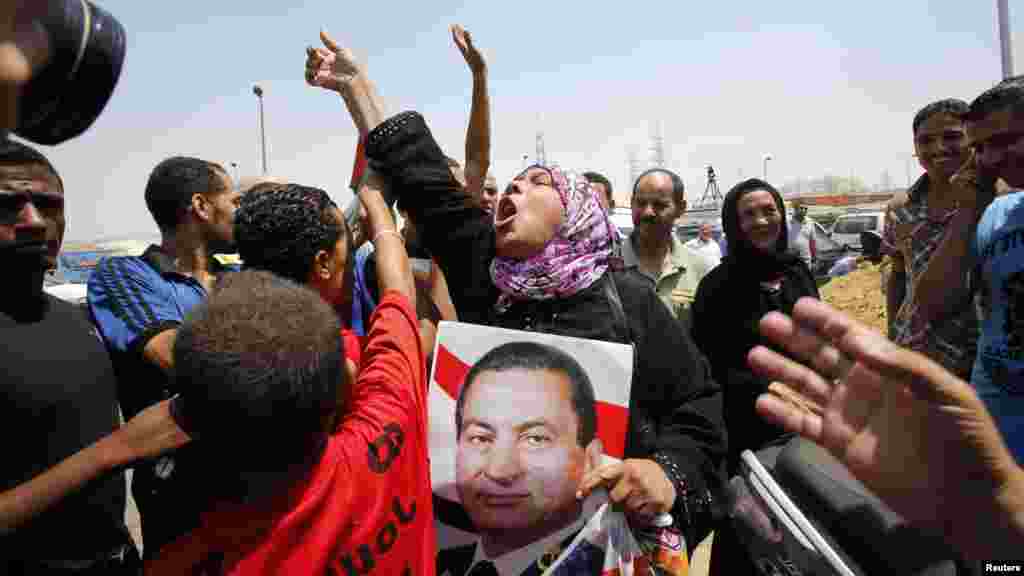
[696,165,723,207]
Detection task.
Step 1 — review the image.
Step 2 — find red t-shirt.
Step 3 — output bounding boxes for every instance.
[341,328,365,369]
[147,292,435,575]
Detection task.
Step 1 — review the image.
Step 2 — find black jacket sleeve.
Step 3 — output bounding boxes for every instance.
[620,273,726,548]
[365,111,498,324]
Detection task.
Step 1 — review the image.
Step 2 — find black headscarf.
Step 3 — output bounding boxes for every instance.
[721,178,801,281]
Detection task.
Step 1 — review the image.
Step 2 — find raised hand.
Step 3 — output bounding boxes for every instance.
[451,24,486,74]
[305,30,363,93]
[747,297,1024,558]
[304,30,385,135]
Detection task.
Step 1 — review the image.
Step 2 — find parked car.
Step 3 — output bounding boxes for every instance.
[830,211,885,251]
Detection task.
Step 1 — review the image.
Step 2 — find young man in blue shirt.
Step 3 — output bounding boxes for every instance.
[88,156,240,558]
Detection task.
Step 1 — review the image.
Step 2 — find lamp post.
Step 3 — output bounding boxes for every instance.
[999,0,1014,79]
[763,154,773,181]
[253,84,268,175]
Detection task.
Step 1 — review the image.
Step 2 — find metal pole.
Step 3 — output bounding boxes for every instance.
[253,85,268,175]
[999,0,1014,79]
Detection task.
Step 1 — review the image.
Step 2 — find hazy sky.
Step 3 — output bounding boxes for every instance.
[40,1,1024,242]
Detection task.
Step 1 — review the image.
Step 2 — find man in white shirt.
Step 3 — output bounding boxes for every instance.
[787,202,816,269]
[684,223,722,269]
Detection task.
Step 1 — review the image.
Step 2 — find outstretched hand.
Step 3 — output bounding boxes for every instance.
[747,297,1024,557]
[305,30,363,92]
[451,24,486,74]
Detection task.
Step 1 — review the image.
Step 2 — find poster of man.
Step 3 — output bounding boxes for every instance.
[428,322,634,576]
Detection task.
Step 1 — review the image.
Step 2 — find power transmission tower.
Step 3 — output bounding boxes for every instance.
[649,120,666,168]
[628,150,642,191]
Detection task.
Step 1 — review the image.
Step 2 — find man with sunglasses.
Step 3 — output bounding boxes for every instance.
[87,157,240,559]
[0,139,193,573]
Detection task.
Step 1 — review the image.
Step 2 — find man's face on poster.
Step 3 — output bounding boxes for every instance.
[456,367,602,540]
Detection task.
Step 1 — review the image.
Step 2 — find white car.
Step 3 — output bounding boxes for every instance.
[830,211,885,251]
[44,283,88,306]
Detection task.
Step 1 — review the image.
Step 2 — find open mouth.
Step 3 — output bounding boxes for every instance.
[495,197,518,229]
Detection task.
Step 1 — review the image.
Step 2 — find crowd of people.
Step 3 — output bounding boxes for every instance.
[4,1,1024,574]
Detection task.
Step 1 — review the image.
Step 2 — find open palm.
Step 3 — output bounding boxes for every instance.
[748,297,1020,552]
[451,24,485,73]
[305,30,362,92]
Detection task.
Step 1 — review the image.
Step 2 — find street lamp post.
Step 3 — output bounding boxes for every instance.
[763,154,773,181]
[253,85,268,175]
[999,0,1014,79]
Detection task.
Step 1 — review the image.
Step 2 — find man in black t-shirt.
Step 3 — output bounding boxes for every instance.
[0,141,189,573]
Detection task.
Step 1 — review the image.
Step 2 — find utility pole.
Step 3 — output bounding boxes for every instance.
[999,0,1014,79]
[253,84,268,175]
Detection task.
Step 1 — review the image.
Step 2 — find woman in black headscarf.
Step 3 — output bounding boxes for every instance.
[692,178,820,471]
[692,178,820,574]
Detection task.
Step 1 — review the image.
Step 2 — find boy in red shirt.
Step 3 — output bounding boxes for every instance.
[148,185,434,575]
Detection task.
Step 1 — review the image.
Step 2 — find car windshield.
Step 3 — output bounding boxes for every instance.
[833,215,878,234]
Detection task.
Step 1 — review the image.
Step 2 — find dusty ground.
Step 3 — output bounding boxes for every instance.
[819,259,888,334]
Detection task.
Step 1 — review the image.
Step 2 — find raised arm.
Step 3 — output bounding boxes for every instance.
[365,111,498,324]
[306,34,496,322]
[451,24,491,198]
[360,170,415,308]
[910,152,992,325]
[0,399,188,534]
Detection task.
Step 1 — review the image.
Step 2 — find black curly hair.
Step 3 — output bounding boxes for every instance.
[234,184,347,285]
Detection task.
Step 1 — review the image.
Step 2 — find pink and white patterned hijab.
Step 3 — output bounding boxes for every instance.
[490,165,617,305]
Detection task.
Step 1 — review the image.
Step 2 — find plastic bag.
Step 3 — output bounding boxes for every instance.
[541,504,689,576]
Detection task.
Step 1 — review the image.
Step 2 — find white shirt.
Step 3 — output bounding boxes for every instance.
[683,236,722,269]
[467,516,585,576]
[787,216,814,267]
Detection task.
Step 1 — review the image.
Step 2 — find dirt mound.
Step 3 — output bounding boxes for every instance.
[819,259,888,334]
